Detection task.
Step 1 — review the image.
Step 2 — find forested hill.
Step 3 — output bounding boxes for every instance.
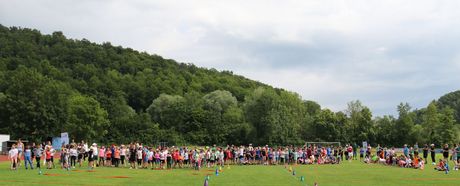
[0,25,459,146]
[0,25,290,145]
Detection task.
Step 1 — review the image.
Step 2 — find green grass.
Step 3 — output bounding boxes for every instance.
[0,159,458,186]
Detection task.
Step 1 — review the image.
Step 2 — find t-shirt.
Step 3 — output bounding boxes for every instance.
[70,149,78,157]
[9,148,18,158]
[45,151,51,160]
[403,147,409,157]
[24,149,31,157]
[99,149,105,157]
[137,150,143,159]
[114,149,121,159]
[34,148,42,158]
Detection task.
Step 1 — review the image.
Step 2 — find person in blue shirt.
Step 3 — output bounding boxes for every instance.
[24,145,34,169]
[403,144,409,158]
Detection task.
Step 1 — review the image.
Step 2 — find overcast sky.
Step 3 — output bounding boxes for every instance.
[1,0,460,116]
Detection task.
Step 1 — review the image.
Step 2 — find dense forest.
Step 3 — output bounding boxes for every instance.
[0,25,459,147]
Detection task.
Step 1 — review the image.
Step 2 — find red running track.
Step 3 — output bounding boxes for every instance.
[0,155,8,162]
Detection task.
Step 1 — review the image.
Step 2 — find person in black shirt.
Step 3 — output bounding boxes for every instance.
[129,145,136,169]
[430,144,436,165]
[442,144,449,161]
[422,144,428,163]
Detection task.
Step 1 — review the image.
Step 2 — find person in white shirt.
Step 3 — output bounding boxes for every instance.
[120,145,126,167]
[9,144,19,170]
[70,145,78,168]
[83,141,89,161]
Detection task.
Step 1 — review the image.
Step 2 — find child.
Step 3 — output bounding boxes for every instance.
[434,159,446,171]
[33,144,42,169]
[98,146,105,167]
[137,147,143,169]
[128,144,136,169]
[63,145,70,170]
[147,148,153,169]
[70,145,78,168]
[9,144,19,170]
[24,145,34,170]
[105,147,112,166]
[114,146,120,167]
[155,150,161,169]
[50,147,56,169]
[120,145,126,167]
[45,147,52,169]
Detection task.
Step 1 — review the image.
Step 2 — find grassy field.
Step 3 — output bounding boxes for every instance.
[0,159,458,186]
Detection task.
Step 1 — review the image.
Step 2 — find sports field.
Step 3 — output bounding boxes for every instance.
[0,158,458,186]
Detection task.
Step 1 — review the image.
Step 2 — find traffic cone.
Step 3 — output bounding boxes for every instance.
[292,170,296,176]
[204,179,209,186]
[215,168,219,176]
[300,176,305,182]
[219,166,222,172]
[289,166,292,172]
[206,175,210,181]
[38,169,42,175]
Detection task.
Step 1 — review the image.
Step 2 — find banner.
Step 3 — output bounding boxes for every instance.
[61,132,69,145]
[52,137,61,150]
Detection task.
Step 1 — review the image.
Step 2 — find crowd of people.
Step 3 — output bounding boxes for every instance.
[7,139,460,173]
[362,143,460,172]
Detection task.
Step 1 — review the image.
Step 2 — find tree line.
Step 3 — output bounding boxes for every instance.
[0,25,459,147]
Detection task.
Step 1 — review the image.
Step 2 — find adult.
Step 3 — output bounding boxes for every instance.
[422,144,428,163]
[430,144,436,165]
[442,144,449,161]
[17,139,24,167]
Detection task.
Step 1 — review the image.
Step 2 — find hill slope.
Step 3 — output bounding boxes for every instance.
[0,25,297,145]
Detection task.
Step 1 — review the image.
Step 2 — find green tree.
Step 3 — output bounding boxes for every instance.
[422,101,440,144]
[66,94,110,141]
[395,103,415,145]
[437,107,457,144]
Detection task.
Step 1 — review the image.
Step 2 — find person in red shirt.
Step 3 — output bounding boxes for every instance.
[114,146,120,167]
[105,149,112,166]
[45,148,52,169]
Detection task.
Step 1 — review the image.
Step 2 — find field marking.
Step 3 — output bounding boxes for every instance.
[403,177,460,181]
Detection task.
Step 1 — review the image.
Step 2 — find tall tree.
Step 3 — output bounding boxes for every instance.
[66,94,110,141]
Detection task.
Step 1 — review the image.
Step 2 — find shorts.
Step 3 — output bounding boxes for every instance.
[137,159,142,164]
[106,157,111,161]
[46,159,51,162]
